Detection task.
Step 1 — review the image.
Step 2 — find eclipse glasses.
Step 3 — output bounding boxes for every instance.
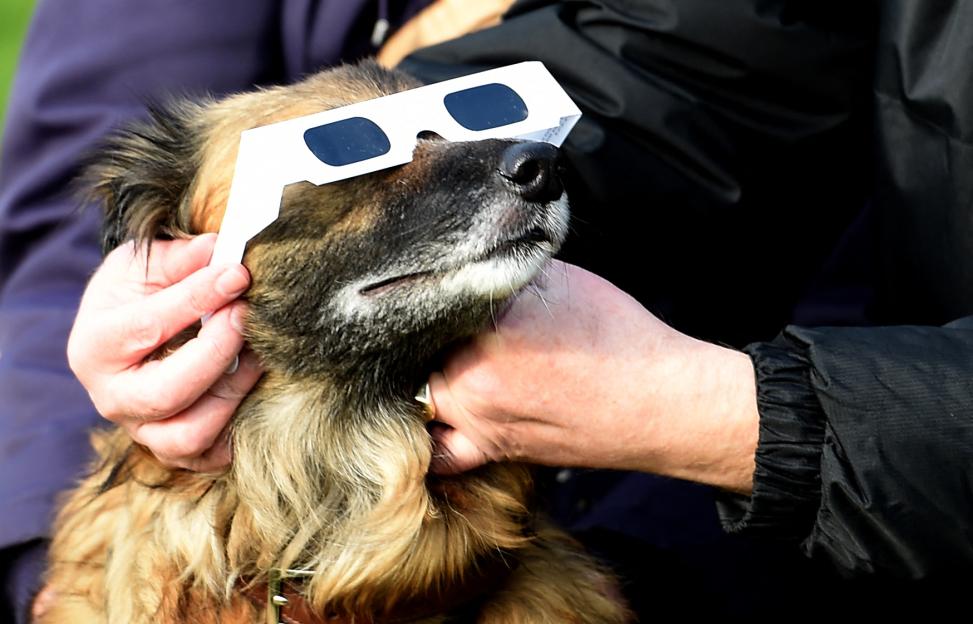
[210,62,582,266]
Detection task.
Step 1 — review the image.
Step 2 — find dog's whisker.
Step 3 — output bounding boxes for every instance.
[527,283,556,320]
[489,291,498,330]
[537,262,552,281]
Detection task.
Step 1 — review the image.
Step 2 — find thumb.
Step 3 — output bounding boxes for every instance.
[428,424,489,474]
[427,372,490,474]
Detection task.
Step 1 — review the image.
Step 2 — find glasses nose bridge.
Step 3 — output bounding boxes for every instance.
[408,110,472,143]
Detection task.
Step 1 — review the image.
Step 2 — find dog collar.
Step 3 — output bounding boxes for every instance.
[240,555,516,624]
[239,568,351,624]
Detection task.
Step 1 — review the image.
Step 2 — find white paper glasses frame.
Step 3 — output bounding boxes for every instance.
[210,61,582,266]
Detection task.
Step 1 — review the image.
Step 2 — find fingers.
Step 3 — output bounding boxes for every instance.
[150,234,218,286]
[181,426,234,473]
[425,371,456,426]
[102,262,250,364]
[141,261,250,340]
[68,234,262,474]
[96,234,215,289]
[32,585,56,621]
[129,349,263,471]
[428,424,490,475]
[69,239,250,373]
[103,302,249,422]
[426,372,491,474]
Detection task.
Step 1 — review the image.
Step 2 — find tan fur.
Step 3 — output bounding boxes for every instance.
[190,68,420,233]
[43,382,628,623]
[41,62,631,623]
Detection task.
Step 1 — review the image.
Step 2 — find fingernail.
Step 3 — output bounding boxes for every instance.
[225,355,240,375]
[216,265,250,297]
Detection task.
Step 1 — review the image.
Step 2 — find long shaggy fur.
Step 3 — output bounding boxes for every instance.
[41,61,630,623]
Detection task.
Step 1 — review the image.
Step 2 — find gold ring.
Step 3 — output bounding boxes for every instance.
[414,382,436,422]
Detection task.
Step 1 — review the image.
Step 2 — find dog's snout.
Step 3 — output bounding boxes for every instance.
[498,142,563,202]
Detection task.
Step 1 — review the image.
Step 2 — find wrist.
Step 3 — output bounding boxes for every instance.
[637,336,758,493]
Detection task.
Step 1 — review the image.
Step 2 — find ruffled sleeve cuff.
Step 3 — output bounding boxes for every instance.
[717,331,826,541]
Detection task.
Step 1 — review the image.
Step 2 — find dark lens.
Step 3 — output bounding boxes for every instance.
[303,117,391,166]
[444,83,528,132]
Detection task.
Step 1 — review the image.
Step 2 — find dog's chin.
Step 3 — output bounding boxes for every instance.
[352,234,552,302]
[436,238,556,299]
[355,195,568,304]
[347,246,548,320]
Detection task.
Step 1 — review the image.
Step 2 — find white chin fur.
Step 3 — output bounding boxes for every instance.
[337,195,568,316]
[438,243,553,299]
[438,194,567,299]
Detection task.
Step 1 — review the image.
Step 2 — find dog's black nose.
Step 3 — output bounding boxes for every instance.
[498,141,563,202]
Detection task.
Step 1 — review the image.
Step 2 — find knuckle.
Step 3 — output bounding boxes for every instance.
[90,379,129,422]
[184,268,227,316]
[209,372,250,403]
[495,430,523,463]
[160,432,206,461]
[126,313,165,351]
[186,282,215,316]
[65,334,87,373]
[145,437,179,462]
[205,382,235,404]
[459,367,502,402]
[130,394,173,422]
[91,394,123,423]
[66,317,111,375]
[203,333,238,368]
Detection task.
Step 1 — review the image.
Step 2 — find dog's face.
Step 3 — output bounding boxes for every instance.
[91,62,568,395]
[245,136,568,388]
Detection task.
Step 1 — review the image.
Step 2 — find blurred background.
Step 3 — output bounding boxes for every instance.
[1,0,35,143]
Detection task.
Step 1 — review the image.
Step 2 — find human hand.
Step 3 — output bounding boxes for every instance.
[426,261,759,493]
[67,234,263,471]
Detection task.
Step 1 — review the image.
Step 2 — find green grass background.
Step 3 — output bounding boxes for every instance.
[1,0,36,142]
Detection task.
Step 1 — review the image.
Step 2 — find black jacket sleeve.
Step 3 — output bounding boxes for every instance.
[403,0,973,582]
[402,0,876,346]
[719,318,973,578]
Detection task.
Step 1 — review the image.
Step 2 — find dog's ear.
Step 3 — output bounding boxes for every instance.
[85,101,208,254]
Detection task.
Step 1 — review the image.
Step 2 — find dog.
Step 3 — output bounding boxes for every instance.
[40,61,630,623]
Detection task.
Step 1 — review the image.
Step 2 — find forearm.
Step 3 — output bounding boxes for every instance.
[633,337,758,494]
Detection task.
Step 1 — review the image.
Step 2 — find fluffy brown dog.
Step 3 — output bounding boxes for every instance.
[40,61,630,623]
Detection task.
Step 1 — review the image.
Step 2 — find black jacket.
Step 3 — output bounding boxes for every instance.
[402,0,973,581]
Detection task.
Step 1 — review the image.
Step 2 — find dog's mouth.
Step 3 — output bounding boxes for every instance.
[358,270,436,297]
[358,225,557,298]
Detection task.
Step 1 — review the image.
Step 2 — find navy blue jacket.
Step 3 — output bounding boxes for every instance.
[0,1,431,619]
